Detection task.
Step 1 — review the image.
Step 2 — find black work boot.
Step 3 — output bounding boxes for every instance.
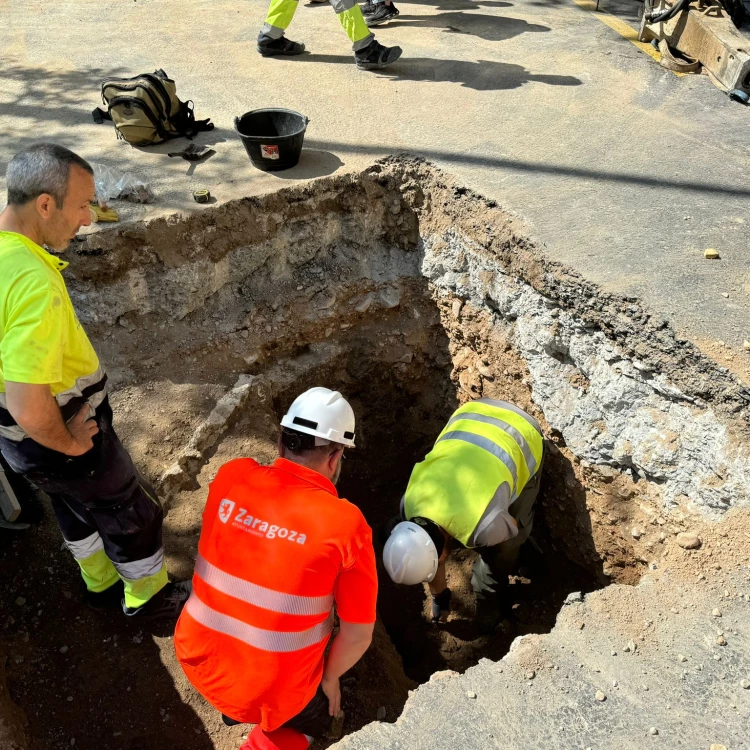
[123,580,192,621]
[361,0,377,14]
[365,2,399,26]
[86,580,125,612]
[354,39,402,70]
[257,35,306,57]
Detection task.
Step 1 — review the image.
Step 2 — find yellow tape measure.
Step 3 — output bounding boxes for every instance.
[193,189,211,204]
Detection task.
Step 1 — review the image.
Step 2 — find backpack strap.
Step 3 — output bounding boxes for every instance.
[173,100,214,140]
[92,106,112,124]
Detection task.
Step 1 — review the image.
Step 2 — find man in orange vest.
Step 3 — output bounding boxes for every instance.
[175,387,377,750]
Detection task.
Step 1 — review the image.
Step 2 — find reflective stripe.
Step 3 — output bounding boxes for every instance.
[0,368,108,442]
[195,555,334,616]
[113,548,164,581]
[66,531,105,561]
[260,22,285,39]
[438,430,519,491]
[446,412,537,476]
[185,592,334,653]
[331,0,357,12]
[352,30,375,51]
[478,398,542,434]
[56,366,108,407]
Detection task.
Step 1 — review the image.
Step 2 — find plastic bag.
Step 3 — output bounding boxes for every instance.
[91,162,155,205]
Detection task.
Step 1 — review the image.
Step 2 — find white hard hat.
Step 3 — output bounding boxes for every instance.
[383,521,439,585]
[280,387,356,448]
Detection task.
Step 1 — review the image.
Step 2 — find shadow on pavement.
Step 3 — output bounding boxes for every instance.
[271,149,345,179]
[303,138,750,198]
[291,55,582,91]
[386,10,550,40]
[396,0,514,8]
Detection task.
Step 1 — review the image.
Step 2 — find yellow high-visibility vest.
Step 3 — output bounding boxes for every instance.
[404,398,544,547]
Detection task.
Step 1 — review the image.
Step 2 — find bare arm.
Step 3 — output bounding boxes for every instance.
[428,558,448,596]
[4,381,98,456]
[321,620,374,716]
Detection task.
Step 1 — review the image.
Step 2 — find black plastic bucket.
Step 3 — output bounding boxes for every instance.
[234,108,309,172]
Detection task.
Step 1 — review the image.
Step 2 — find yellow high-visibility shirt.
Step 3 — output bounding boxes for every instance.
[0,231,101,399]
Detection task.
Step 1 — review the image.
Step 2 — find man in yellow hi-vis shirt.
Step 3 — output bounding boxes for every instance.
[382,398,545,627]
[257,0,402,70]
[0,144,190,620]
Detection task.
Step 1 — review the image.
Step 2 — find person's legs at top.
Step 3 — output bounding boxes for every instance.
[256,0,402,67]
[17,405,189,619]
[90,426,190,619]
[334,0,401,69]
[49,494,123,610]
[363,0,399,26]
[257,0,307,56]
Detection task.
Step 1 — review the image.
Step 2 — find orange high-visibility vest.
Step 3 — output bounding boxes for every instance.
[174,457,377,731]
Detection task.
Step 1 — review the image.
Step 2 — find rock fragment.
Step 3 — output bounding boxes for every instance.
[704,248,720,259]
[740,679,750,690]
[678,654,688,663]
[595,691,607,702]
[624,640,637,653]
[376,706,387,720]
[355,294,375,313]
[325,711,346,741]
[716,635,727,646]
[466,691,477,699]
[649,728,659,736]
[525,671,536,680]
[676,532,702,550]
[477,363,494,379]
[712,609,722,618]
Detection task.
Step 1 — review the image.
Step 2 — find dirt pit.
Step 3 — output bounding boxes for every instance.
[2,157,750,750]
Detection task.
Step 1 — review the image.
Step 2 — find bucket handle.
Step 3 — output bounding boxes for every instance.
[233,114,310,130]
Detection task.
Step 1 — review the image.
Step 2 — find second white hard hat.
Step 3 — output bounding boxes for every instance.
[280,387,356,448]
[383,521,440,585]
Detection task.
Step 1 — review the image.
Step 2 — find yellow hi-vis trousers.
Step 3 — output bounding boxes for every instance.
[260,0,374,52]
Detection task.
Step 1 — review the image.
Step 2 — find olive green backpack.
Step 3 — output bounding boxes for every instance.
[93,69,213,146]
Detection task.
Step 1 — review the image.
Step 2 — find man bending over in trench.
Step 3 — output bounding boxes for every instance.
[175,387,378,750]
[382,397,545,627]
[0,144,190,620]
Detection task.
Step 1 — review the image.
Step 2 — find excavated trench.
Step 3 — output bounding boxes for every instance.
[2,157,750,750]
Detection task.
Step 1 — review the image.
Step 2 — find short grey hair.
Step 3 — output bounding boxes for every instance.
[6,143,93,207]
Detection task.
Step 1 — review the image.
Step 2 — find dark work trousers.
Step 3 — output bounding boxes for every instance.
[471,445,546,603]
[222,685,330,738]
[0,399,167,609]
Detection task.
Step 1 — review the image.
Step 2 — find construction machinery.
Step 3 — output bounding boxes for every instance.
[639,0,750,94]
